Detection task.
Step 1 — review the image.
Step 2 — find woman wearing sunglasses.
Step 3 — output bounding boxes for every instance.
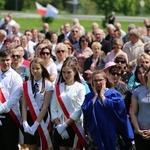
[55,43,68,74]
[11,48,29,82]
[40,45,57,83]
[114,54,133,86]
[106,38,128,63]
[74,35,92,75]
[82,70,134,150]
[109,65,132,118]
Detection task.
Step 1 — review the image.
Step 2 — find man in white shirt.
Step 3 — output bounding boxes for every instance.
[7,23,22,38]
[0,13,16,34]
[0,49,23,150]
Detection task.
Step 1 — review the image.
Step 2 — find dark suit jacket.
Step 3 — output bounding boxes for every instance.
[58,33,72,43]
[100,39,112,55]
[83,55,106,81]
[105,35,114,48]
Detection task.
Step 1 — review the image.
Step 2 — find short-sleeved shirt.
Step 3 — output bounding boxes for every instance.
[132,85,150,130]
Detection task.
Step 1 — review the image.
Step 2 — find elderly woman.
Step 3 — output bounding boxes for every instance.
[54,42,68,74]
[106,38,128,63]
[82,70,134,150]
[11,48,29,81]
[137,53,150,69]
[83,42,105,90]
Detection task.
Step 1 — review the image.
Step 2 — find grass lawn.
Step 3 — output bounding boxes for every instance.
[11,17,144,34]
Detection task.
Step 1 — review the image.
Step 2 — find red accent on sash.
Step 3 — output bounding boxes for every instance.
[0,89,21,128]
[55,84,86,148]
[23,82,48,150]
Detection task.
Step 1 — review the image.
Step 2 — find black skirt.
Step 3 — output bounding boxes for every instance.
[53,125,75,147]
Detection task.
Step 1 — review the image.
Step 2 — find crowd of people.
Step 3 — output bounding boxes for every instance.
[0,12,150,150]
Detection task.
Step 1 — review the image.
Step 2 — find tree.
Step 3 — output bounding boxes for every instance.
[91,0,122,27]
[144,0,150,14]
[0,0,5,10]
[121,0,137,15]
[80,0,98,14]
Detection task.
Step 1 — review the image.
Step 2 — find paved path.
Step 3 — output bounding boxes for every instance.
[1,11,149,22]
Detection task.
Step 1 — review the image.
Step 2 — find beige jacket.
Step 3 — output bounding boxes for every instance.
[122,39,144,67]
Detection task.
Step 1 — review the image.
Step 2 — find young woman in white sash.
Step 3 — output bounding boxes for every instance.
[22,58,53,150]
[51,58,86,150]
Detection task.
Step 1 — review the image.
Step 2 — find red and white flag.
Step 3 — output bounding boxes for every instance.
[35,2,58,18]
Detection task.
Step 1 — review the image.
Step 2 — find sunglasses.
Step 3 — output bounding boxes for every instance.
[81,39,87,42]
[57,50,65,53]
[145,49,150,53]
[11,55,21,58]
[110,72,122,76]
[115,60,126,64]
[72,30,78,33]
[41,52,50,55]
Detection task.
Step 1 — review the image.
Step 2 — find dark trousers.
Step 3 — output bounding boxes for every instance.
[135,133,150,150]
[0,113,19,150]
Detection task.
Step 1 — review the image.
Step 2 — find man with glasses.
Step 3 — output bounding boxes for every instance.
[70,26,81,51]
[122,29,144,68]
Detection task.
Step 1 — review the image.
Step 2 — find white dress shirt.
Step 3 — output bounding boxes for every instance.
[0,68,23,114]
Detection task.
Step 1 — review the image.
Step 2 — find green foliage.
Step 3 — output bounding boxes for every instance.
[4,0,23,10]
[144,0,150,13]
[80,0,98,14]
[41,16,54,23]
[121,0,137,15]
[91,0,123,27]
[0,0,5,10]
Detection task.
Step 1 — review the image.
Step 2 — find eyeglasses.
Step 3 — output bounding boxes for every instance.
[113,46,120,49]
[11,55,21,58]
[110,72,122,76]
[72,30,78,33]
[93,78,105,82]
[145,49,150,53]
[41,52,50,55]
[57,50,65,53]
[115,60,126,64]
[81,39,87,43]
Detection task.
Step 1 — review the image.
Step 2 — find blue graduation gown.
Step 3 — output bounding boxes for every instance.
[81,89,134,150]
